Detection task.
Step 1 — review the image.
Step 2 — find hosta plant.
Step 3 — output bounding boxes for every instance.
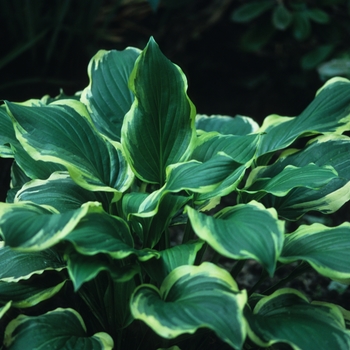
[1,37,350,349]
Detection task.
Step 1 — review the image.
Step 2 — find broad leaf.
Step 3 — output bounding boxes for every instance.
[195,114,259,135]
[81,47,140,141]
[0,301,11,319]
[4,308,114,349]
[257,77,350,157]
[246,288,350,349]
[0,201,104,251]
[0,279,66,308]
[0,245,65,282]
[241,163,338,201]
[280,222,350,284]
[64,211,158,261]
[250,135,350,219]
[121,37,196,185]
[187,201,284,276]
[0,105,16,157]
[14,171,113,212]
[65,250,139,291]
[5,99,133,196]
[131,262,247,349]
[141,240,205,284]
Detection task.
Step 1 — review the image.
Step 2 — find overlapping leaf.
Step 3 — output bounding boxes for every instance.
[0,279,66,308]
[0,245,65,282]
[195,114,259,135]
[5,99,133,195]
[121,37,196,185]
[14,171,113,212]
[246,288,350,349]
[187,201,284,276]
[4,308,114,349]
[131,262,247,349]
[141,241,205,284]
[81,47,140,141]
[0,201,103,251]
[245,135,350,219]
[280,222,350,283]
[257,77,350,157]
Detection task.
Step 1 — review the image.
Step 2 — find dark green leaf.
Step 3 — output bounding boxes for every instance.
[231,1,274,23]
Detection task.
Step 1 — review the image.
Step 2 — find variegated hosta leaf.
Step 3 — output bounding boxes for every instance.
[65,250,139,291]
[191,133,260,164]
[0,245,65,282]
[15,172,113,213]
[81,47,141,142]
[121,37,196,185]
[241,163,338,201]
[257,77,350,157]
[131,262,247,349]
[0,279,66,308]
[247,135,350,219]
[5,99,133,196]
[4,308,114,349]
[0,201,103,251]
[129,192,191,248]
[187,201,285,276]
[195,114,259,135]
[137,154,246,216]
[141,240,205,284]
[246,288,350,349]
[64,211,158,261]
[280,222,350,284]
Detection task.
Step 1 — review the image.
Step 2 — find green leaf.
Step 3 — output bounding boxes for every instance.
[63,211,158,261]
[0,245,65,282]
[65,250,139,291]
[5,100,133,196]
[257,77,350,157]
[231,1,274,23]
[141,240,205,284]
[246,288,350,349]
[0,301,11,319]
[239,22,275,52]
[301,44,334,70]
[241,163,338,201]
[253,135,350,219]
[14,171,113,212]
[4,308,114,349]
[81,47,140,142]
[0,279,67,308]
[131,192,191,248]
[293,11,311,40]
[195,114,259,135]
[307,8,330,24]
[187,202,284,276]
[318,58,350,80]
[280,223,350,284]
[121,37,196,185]
[0,105,16,157]
[192,133,260,164]
[272,4,293,30]
[0,201,103,251]
[131,262,247,349]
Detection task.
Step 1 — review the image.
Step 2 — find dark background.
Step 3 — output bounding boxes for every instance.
[1,0,350,201]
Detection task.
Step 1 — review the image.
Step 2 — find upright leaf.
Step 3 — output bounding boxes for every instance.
[121,37,196,185]
[81,47,140,141]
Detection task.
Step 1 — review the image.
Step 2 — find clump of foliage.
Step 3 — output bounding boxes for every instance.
[1,37,350,349]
